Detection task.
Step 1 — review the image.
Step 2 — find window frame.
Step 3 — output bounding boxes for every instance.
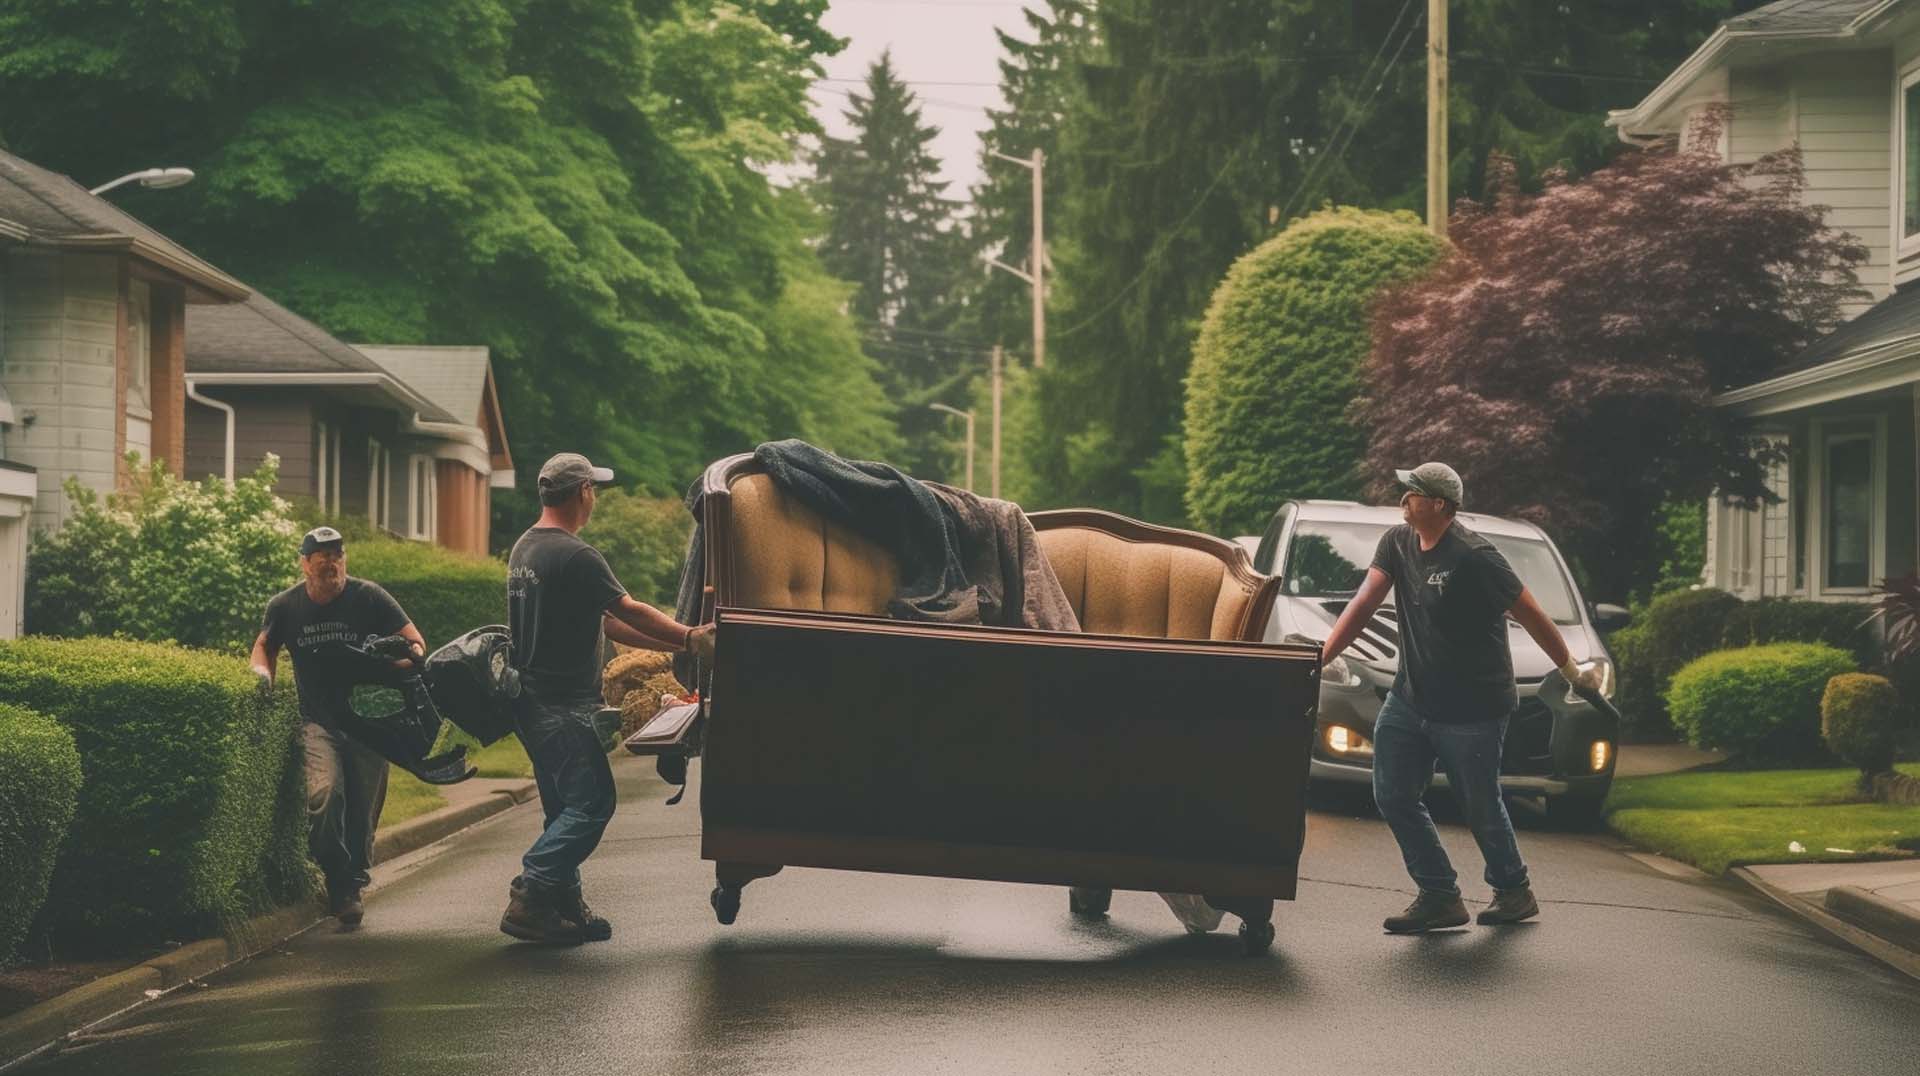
[1895,64,1920,260]
[407,454,436,542]
[366,437,389,530]
[1805,415,1887,599]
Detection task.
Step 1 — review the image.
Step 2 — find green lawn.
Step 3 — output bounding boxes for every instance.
[468,735,534,779]
[379,768,449,827]
[1606,762,1920,875]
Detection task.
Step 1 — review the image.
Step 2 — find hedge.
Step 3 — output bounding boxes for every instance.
[0,637,308,953]
[344,538,506,651]
[1612,587,1743,741]
[0,703,82,962]
[1668,643,1856,765]
[1822,673,1902,780]
[1720,598,1879,671]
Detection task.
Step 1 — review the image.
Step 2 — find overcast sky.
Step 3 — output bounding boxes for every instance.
[809,0,1041,198]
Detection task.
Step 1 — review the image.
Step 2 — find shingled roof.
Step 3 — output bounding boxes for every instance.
[1725,0,1888,34]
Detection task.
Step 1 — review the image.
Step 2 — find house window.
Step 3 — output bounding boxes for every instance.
[1903,70,1920,248]
[316,423,332,513]
[125,280,153,464]
[1791,438,1808,591]
[367,438,389,530]
[1825,434,1873,589]
[408,455,436,541]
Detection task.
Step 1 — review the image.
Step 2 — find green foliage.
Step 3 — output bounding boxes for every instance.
[0,637,308,953]
[1822,673,1902,780]
[579,489,693,608]
[343,537,504,650]
[1668,643,1856,765]
[26,456,298,654]
[1184,207,1444,535]
[0,0,894,496]
[1721,598,1879,672]
[0,703,81,963]
[1645,499,1708,600]
[1611,587,1743,741]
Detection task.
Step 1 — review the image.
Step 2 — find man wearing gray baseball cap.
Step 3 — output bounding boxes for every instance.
[497,452,714,944]
[1319,462,1605,934]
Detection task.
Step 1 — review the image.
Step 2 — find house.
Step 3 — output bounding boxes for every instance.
[184,294,513,556]
[0,149,250,636]
[1609,0,1920,601]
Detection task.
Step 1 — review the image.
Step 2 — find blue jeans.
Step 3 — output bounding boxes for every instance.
[1371,691,1529,897]
[515,691,617,889]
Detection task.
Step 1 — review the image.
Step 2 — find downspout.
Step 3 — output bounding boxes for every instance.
[184,379,234,485]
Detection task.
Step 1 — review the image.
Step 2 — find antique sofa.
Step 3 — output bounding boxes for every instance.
[687,454,1318,950]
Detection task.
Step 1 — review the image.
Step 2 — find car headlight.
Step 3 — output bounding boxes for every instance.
[1325,724,1374,759]
[1564,657,1616,703]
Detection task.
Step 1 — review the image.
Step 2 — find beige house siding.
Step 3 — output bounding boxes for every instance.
[1,251,121,533]
[1791,52,1895,311]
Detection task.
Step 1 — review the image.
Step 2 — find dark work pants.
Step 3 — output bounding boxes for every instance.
[304,722,389,895]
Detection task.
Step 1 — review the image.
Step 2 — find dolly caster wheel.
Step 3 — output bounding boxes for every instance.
[1238,919,1275,956]
[711,885,741,926]
[1068,887,1111,920]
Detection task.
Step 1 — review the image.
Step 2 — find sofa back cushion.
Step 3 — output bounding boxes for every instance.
[725,474,898,615]
[1036,526,1253,641]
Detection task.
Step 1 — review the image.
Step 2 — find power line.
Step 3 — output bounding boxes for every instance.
[813,84,991,115]
[1279,1,1426,222]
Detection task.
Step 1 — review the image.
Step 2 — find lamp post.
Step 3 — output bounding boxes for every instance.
[928,402,975,492]
[89,167,196,196]
[986,147,1046,368]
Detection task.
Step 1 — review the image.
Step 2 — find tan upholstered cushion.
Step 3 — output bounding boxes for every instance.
[1037,527,1254,641]
[724,474,898,615]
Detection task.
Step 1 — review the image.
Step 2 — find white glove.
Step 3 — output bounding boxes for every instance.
[1560,659,1605,696]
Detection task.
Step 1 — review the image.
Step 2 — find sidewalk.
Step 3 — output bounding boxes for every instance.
[1736,859,1920,978]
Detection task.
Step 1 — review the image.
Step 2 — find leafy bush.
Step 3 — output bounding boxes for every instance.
[343,538,505,650]
[0,703,82,962]
[0,637,308,954]
[1612,587,1743,741]
[579,489,693,608]
[1720,598,1878,671]
[1183,206,1445,536]
[26,456,298,653]
[1822,673,1901,781]
[1667,643,1856,765]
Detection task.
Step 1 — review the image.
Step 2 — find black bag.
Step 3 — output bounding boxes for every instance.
[424,625,522,746]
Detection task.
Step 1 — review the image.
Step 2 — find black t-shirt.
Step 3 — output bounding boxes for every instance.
[261,578,411,728]
[507,527,627,701]
[1370,522,1525,723]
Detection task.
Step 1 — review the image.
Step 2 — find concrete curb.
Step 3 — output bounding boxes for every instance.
[0,778,537,1071]
[1731,867,1920,983]
[1825,885,1920,953]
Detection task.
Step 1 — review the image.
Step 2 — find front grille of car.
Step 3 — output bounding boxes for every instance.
[1503,696,1555,772]
[1322,601,1399,662]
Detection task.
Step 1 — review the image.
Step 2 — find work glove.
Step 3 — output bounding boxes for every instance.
[1559,659,1605,697]
[687,624,717,664]
[252,666,274,699]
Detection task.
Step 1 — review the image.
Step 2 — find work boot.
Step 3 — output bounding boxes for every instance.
[561,884,612,942]
[500,877,587,944]
[1383,890,1470,934]
[1476,884,1541,925]
[329,885,365,928]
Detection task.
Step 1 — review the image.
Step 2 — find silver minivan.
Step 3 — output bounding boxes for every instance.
[1249,500,1627,826]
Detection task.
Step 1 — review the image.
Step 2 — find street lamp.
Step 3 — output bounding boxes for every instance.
[928,402,975,492]
[89,167,196,196]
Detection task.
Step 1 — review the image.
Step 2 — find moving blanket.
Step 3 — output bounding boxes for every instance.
[673,440,1080,687]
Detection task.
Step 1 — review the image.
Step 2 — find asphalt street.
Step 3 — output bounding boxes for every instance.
[17,756,1920,1076]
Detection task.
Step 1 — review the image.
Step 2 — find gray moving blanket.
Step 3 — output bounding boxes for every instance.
[673,440,1079,687]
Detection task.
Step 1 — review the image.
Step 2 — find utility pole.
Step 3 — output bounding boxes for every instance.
[929,403,975,492]
[1426,0,1448,239]
[987,147,1047,368]
[990,345,1003,499]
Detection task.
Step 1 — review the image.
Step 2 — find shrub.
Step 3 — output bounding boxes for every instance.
[1720,598,1878,670]
[344,537,505,650]
[1822,673,1901,781]
[0,637,308,954]
[1667,643,1856,765]
[579,489,693,608]
[26,456,299,653]
[0,703,82,963]
[1183,206,1446,536]
[1613,587,1743,741]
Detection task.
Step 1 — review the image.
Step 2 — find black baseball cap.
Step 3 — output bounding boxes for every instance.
[300,526,345,556]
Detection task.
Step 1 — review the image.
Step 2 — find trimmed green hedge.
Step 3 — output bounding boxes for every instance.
[1613,587,1744,741]
[0,638,309,953]
[0,703,82,962]
[1668,643,1856,765]
[1721,598,1879,670]
[344,538,505,650]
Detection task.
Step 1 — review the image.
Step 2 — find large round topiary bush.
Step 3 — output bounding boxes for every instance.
[1821,672,1901,782]
[1183,206,1446,536]
[1667,642,1856,765]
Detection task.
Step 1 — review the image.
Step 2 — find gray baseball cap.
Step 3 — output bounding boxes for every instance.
[537,452,614,495]
[1395,462,1464,507]
[299,526,344,556]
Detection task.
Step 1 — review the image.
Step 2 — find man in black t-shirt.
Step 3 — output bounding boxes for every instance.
[1320,463,1606,934]
[497,453,714,945]
[252,526,427,927]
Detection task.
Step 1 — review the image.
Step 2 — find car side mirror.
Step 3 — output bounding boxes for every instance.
[1592,603,1631,632]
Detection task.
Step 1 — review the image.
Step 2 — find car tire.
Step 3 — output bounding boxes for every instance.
[1544,787,1609,831]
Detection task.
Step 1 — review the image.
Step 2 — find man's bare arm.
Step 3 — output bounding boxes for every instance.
[1508,588,1572,669]
[250,631,278,683]
[604,595,693,650]
[1319,568,1393,667]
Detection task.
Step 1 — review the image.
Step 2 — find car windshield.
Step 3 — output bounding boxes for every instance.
[1282,521,1581,625]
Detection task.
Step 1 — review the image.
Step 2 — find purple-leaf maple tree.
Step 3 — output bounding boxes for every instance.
[1355,112,1868,600]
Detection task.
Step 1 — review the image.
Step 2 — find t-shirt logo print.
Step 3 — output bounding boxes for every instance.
[1425,569,1451,596]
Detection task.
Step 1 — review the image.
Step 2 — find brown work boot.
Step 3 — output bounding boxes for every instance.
[327,881,364,928]
[499,877,587,944]
[1383,890,1470,934]
[1476,884,1541,925]
[560,884,612,942]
